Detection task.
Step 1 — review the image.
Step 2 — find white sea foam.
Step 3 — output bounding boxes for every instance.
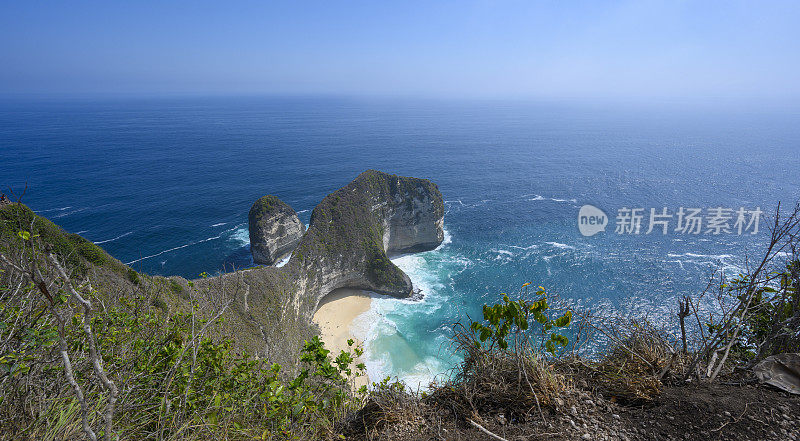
[546,241,576,250]
[229,225,250,246]
[126,237,218,264]
[94,231,133,244]
[667,252,733,259]
[664,252,744,278]
[53,207,87,218]
[275,255,291,267]
[211,222,227,227]
[125,223,246,264]
[38,206,72,213]
[489,248,515,262]
[353,226,464,389]
[666,260,686,270]
[354,293,454,390]
[443,199,494,210]
[509,244,540,251]
[526,194,577,203]
[438,228,452,247]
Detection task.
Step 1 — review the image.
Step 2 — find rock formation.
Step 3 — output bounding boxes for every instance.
[113,169,446,356]
[244,170,444,317]
[248,195,305,265]
[289,169,444,303]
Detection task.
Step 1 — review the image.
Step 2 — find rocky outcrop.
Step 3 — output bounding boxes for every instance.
[248,195,305,265]
[242,170,444,318]
[289,170,444,305]
[196,170,444,356]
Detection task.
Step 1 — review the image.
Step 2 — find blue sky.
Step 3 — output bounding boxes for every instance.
[2,1,799,100]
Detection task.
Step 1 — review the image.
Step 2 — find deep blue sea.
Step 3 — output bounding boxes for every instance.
[2,96,799,386]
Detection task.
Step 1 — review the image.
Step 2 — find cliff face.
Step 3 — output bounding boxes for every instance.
[288,170,444,308]
[243,170,444,320]
[382,190,445,255]
[248,195,305,265]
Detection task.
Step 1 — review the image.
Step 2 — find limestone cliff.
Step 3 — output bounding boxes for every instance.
[286,169,444,307]
[248,195,305,265]
[241,170,444,318]
[192,170,444,356]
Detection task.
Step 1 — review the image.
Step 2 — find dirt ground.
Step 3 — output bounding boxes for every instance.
[343,382,800,440]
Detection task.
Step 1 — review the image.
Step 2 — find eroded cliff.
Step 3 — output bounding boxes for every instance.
[201,170,444,356]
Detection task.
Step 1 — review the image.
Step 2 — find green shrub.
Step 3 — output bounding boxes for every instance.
[168,279,182,295]
[0,204,128,277]
[470,285,572,354]
[0,281,364,440]
[126,268,140,285]
[721,259,800,359]
[430,284,573,419]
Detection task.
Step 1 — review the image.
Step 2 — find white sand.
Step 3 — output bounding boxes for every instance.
[312,288,371,389]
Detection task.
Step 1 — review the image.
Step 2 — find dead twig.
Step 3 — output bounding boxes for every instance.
[468,418,510,441]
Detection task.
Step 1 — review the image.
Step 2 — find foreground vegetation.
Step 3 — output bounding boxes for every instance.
[1,200,799,440]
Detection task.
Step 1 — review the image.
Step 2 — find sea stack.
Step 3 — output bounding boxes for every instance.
[248,195,306,265]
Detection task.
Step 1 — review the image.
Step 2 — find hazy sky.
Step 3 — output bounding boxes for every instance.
[2,1,799,100]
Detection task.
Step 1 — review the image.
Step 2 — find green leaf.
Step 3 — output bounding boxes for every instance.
[555,310,572,327]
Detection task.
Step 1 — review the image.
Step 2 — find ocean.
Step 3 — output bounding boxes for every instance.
[2,96,799,387]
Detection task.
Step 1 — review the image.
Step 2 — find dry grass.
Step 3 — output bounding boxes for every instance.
[426,324,571,423]
[341,380,427,440]
[563,323,692,404]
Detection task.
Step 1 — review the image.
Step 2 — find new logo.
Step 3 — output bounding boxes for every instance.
[578,205,608,237]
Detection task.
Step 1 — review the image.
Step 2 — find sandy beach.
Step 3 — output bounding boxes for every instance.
[312,288,372,389]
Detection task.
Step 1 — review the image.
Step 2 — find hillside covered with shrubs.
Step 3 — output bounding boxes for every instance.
[1,199,799,440]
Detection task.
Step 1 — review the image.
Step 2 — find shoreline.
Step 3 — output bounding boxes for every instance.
[312,288,372,389]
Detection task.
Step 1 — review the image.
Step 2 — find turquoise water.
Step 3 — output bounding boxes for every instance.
[2,97,799,384]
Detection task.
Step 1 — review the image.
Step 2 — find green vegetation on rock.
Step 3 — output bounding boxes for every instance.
[0,204,126,276]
